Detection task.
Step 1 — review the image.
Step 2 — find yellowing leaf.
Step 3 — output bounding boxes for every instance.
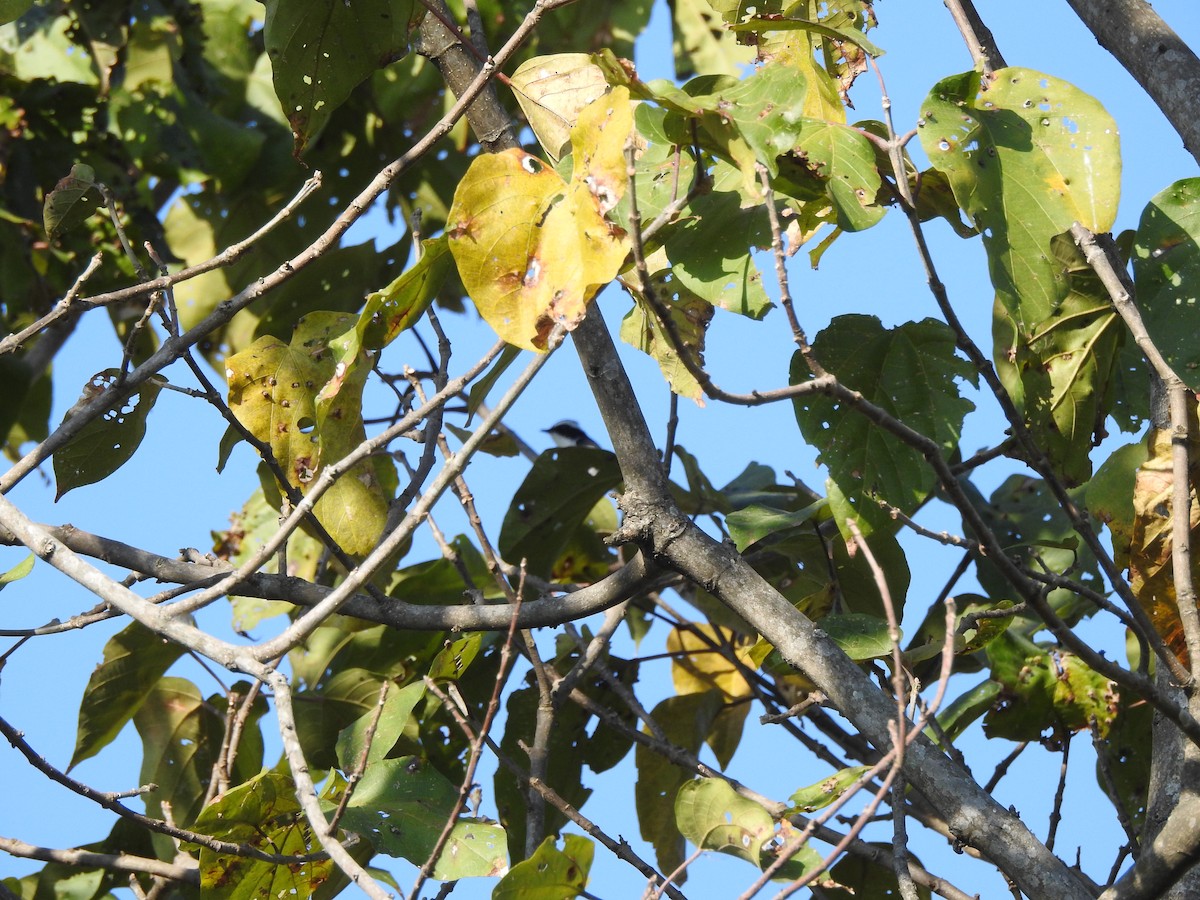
[511,53,611,162]
[447,89,632,351]
[226,312,390,555]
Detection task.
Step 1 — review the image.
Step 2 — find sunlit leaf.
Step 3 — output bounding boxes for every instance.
[919,67,1120,483]
[195,771,337,897]
[335,680,425,771]
[226,312,392,555]
[788,765,871,812]
[447,89,632,351]
[511,54,611,163]
[493,834,592,900]
[0,553,33,590]
[675,778,774,865]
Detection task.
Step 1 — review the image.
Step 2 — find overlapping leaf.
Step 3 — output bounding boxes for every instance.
[675,778,774,865]
[919,67,1120,483]
[493,835,592,900]
[511,54,611,163]
[447,89,632,351]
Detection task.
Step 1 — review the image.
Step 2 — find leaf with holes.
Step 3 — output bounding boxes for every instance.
[493,835,592,900]
[789,765,872,813]
[791,315,976,533]
[919,67,1120,483]
[676,778,774,866]
[262,0,423,154]
[1133,178,1200,391]
[226,312,391,555]
[326,756,508,879]
[53,371,165,500]
[447,89,632,351]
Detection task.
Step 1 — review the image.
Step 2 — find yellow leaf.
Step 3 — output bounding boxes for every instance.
[447,89,632,351]
[511,53,611,163]
[226,312,390,555]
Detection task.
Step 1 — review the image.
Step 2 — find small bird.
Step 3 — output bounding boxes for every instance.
[544,420,600,448]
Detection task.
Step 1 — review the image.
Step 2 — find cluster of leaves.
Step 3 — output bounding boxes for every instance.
[3,0,1200,898]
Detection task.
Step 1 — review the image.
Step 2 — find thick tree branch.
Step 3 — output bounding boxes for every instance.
[1064,0,1200,166]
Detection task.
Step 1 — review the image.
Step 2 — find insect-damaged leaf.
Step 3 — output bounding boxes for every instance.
[447,88,632,351]
[1133,178,1200,391]
[493,835,591,900]
[918,67,1120,484]
[675,778,774,865]
[225,311,392,555]
[262,0,423,154]
[53,370,165,500]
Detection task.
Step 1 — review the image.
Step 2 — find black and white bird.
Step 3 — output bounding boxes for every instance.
[544,420,600,448]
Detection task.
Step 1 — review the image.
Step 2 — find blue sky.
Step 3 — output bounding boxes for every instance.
[3,1,1200,896]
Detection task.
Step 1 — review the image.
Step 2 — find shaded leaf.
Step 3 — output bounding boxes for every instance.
[262,0,423,153]
[54,371,165,500]
[792,315,975,533]
[70,621,185,770]
[328,756,508,879]
[820,613,894,661]
[498,447,621,580]
[43,163,104,238]
[635,691,724,882]
[1133,177,1200,390]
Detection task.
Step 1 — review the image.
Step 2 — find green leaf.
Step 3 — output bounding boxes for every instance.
[928,678,1002,746]
[919,67,1121,483]
[668,0,755,80]
[428,632,485,682]
[226,312,392,555]
[291,667,392,770]
[70,621,185,770]
[43,163,104,239]
[1133,177,1200,390]
[791,316,975,531]
[984,632,1118,742]
[820,613,894,661]
[825,846,932,899]
[0,553,33,590]
[335,680,425,771]
[195,771,337,898]
[788,765,872,812]
[1085,441,1146,571]
[447,89,632,351]
[0,0,35,27]
[328,756,508,879]
[134,678,224,828]
[492,834,593,900]
[730,16,885,59]
[498,447,622,579]
[262,0,423,153]
[53,371,165,500]
[1096,689,1152,833]
[635,692,724,883]
[725,501,825,551]
[620,251,715,402]
[352,235,453,354]
[675,778,774,865]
